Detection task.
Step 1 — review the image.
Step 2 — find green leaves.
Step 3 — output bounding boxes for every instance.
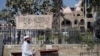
[5,0,63,15]
[0,0,63,26]
[6,0,34,14]
[83,0,100,11]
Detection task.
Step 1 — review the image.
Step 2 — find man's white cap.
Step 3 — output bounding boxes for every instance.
[24,35,30,39]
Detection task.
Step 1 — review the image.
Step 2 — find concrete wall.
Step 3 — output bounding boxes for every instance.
[3,44,100,56]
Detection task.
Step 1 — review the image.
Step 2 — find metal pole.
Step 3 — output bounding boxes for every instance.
[85,0,87,30]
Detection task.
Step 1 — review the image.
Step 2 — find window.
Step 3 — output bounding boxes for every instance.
[80,19,85,25]
[74,19,78,25]
[81,8,83,11]
[87,22,91,29]
[86,14,93,18]
[77,14,80,16]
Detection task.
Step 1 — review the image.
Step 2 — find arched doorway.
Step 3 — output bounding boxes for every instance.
[61,19,71,32]
[61,19,71,26]
[80,19,85,25]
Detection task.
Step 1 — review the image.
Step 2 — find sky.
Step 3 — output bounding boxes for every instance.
[0,0,6,10]
[0,0,79,11]
[63,0,79,7]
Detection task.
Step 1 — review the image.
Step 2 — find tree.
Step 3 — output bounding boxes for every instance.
[5,0,56,15]
[93,18,100,39]
[82,0,100,12]
[0,0,64,27]
[0,9,13,20]
[4,0,63,26]
[89,0,100,11]
[51,0,63,31]
[3,0,60,26]
[6,0,34,14]
[0,9,16,26]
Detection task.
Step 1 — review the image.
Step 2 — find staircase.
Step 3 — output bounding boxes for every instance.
[0,34,4,56]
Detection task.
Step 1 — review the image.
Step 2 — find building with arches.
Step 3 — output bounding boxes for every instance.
[60,5,93,32]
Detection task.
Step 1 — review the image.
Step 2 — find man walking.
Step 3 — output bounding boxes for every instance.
[22,35,36,56]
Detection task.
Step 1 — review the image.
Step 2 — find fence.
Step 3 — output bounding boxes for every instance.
[80,52,100,56]
[0,27,94,45]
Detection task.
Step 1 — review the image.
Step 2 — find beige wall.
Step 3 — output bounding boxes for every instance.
[3,44,100,56]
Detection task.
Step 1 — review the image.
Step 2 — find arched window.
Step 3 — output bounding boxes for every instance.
[77,14,80,16]
[61,19,71,26]
[80,19,85,25]
[74,19,78,25]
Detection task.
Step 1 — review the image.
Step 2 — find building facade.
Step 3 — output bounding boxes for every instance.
[60,0,93,32]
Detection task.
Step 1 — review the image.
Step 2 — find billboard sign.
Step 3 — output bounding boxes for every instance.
[16,15,53,29]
